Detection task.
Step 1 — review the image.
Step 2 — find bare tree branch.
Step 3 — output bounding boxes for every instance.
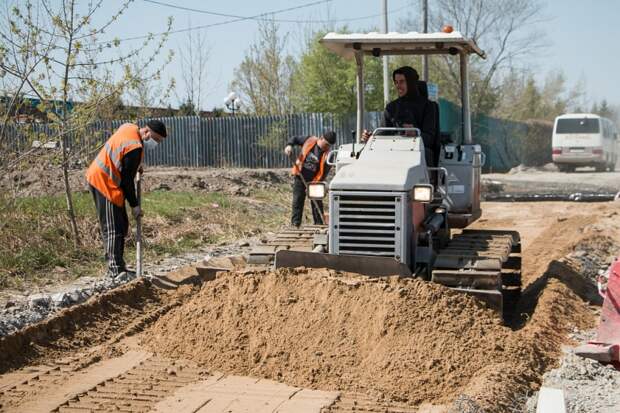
[231,19,296,115]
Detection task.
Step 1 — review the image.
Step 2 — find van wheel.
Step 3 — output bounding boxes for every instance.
[595,164,606,172]
[559,165,573,173]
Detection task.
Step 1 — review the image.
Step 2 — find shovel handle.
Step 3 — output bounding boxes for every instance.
[136,171,142,277]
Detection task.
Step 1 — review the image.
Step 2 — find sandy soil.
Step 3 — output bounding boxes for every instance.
[1,201,618,412]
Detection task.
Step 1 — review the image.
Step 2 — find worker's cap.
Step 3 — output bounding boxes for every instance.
[146,119,167,138]
[322,130,336,145]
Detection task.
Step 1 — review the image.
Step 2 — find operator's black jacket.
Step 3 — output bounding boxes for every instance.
[383,96,436,152]
[382,65,439,166]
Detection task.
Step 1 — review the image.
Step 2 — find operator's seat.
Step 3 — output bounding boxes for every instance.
[417,80,441,167]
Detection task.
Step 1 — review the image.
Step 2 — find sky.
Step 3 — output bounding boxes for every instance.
[86,0,620,111]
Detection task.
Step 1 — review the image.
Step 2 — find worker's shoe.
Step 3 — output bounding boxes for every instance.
[105,270,118,280]
[113,271,133,284]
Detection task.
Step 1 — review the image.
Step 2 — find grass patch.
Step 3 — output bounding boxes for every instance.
[0,187,292,291]
[14,192,94,218]
[143,191,232,221]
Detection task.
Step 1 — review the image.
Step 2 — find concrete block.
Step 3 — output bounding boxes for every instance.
[536,387,566,413]
[51,292,70,307]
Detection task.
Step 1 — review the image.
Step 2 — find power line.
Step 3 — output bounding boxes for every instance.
[105,0,412,45]
[103,0,332,44]
[141,0,409,24]
[141,0,332,21]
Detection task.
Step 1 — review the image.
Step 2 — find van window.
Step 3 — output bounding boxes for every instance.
[556,118,600,134]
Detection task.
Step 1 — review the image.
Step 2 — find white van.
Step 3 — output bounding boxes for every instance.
[552,113,618,172]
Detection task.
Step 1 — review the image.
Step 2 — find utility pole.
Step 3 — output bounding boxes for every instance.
[382,0,389,105]
[422,0,429,81]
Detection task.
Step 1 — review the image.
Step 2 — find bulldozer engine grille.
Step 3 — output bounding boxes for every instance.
[330,191,407,262]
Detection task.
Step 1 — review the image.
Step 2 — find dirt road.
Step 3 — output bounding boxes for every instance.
[484,167,620,194]
[0,201,619,412]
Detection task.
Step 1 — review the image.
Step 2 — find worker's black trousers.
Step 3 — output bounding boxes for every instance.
[90,185,129,277]
[291,176,324,227]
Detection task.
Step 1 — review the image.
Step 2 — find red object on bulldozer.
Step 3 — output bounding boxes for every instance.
[575,256,620,369]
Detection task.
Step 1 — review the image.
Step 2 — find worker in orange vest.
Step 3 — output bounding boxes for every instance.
[284,130,336,227]
[86,120,168,280]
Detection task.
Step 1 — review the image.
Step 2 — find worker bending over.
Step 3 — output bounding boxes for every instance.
[86,120,168,279]
[284,130,336,227]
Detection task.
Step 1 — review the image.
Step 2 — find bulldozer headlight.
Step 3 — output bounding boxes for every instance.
[413,185,433,202]
[308,183,326,199]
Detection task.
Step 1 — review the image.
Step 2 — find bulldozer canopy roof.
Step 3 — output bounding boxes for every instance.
[320,31,485,59]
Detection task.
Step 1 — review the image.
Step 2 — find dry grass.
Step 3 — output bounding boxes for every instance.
[0,186,294,291]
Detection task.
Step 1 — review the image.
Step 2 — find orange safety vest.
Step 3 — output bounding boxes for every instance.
[86,123,144,207]
[291,136,328,182]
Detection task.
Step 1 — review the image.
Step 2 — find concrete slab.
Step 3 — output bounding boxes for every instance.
[150,374,339,413]
[536,387,566,413]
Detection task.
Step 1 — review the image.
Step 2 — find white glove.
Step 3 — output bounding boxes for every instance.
[132,206,142,219]
[284,145,292,156]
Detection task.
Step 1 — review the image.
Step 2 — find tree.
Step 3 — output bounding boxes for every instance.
[399,0,546,115]
[598,100,613,118]
[1,0,172,246]
[127,63,175,119]
[176,24,210,115]
[494,70,582,121]
[589,99,618,123]
[231,19,296,115]
[178,99,197,116]
[291,30,385,115]
[0,1,57,150]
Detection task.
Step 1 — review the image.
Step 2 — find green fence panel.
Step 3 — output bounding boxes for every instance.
[437,98,529,172]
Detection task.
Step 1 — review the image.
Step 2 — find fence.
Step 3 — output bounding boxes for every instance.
[4,100,549,172]
[5,112,382,169]
[436,100,533,172]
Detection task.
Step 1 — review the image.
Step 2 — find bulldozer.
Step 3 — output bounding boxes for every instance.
[248,30,521,320]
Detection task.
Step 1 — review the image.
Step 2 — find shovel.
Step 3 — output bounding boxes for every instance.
[136,171,143,278]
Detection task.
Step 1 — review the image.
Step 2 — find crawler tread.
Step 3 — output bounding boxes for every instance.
[433,229,522,321]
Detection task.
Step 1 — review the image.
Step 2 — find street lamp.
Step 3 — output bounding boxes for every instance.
[224,92,242,115]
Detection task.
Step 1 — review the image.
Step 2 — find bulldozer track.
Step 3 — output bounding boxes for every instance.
[54,356,207,413]
[0,352,208,413]
[432,229,522,318]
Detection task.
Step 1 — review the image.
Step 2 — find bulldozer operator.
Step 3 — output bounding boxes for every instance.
[284,130,337,227]
[363,66,439,166]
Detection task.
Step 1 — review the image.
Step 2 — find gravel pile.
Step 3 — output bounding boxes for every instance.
[526,237,620,412]
[566,235,619,284]
[526,341,620,413]
[0,276,123,336]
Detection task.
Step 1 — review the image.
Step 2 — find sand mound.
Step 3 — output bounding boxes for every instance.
[143,268,518,405]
